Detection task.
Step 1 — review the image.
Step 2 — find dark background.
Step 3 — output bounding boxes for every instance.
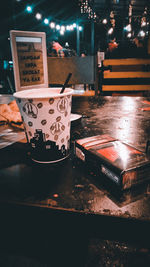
[0,0,150,60]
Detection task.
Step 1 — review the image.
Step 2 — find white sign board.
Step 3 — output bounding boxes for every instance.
[10,30,48,91]
[97,51,105,66]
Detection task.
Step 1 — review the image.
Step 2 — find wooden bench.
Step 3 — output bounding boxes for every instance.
[100,58,150,95]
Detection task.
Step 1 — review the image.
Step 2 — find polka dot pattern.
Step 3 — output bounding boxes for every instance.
[15,91,73,162]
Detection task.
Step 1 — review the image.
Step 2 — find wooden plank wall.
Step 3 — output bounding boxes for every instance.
[101,58,150,93]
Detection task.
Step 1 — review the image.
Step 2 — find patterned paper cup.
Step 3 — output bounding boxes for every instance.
[13,88,73,163]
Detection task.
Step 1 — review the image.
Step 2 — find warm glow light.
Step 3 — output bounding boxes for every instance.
[127,32,132,38]
[70,25,74,30]
[108,27,113,34]
[138,30,145,37]
[79,26,82,31]
[102,19,107,24]
[26,6,32,13]
[35,13,42,20]
[44,18,49,25]
[50,22,55,28]
[56,25,60,30]
[66,25,70,30]
[65,42,69,47]
[141,21,146,27]
[61,25,65,31]
[60,30,64,35]
[124,24,131,32]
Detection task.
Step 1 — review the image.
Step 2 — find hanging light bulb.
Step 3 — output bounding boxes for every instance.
[44,18,49,25]
[102,19,107,24]
[124,24,131,32]
[60,30,64,35]
[127,32,132,38]
[108,27,113,35]
[35,13,42,20]
[61,25,65,32]
[69,25,74,30]
[138,30,145,37]
[50,22,55,29]
[141,20,146,27]
[66,25,71,31]
[56,25,60,30]
[26,6,32,13]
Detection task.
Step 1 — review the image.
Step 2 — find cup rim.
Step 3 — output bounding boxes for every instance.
[13,87,74,99]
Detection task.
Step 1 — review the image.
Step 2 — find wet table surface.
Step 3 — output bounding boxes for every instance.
[0,95,150,246]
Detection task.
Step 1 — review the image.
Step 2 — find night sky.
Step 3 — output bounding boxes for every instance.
[0,0,81,59]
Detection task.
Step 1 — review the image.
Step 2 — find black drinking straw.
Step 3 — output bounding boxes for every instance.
[60,73,72,94]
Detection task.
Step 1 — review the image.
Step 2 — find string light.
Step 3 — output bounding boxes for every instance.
[25,2,149,39]
[138,30,145,37]
[61,25,65,32]
[49,22,55,29]
[24,6,82,36]
[124,24,132,32]
[35,13,42,20]
[79,1,149,40]
[66,25,70,30]
[26,5,32,13]
[108,28,113,35]
[56,25,60,30]
[70,25,74,30]
[60,30,64,35]
[79,0,97,21]
[127,32,132,38]
[102,19,107,24]
[141,21,146,27]
[44,18,49,25]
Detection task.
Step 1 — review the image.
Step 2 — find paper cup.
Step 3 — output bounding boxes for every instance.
[13,88,73,163]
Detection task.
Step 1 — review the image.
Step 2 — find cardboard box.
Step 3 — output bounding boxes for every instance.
[74,135,150,190]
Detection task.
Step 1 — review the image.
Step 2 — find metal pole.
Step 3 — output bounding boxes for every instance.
[91,20,95,55]
[76,25,80,56]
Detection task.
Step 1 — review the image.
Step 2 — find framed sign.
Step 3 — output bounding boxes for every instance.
[10,30,48,91]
